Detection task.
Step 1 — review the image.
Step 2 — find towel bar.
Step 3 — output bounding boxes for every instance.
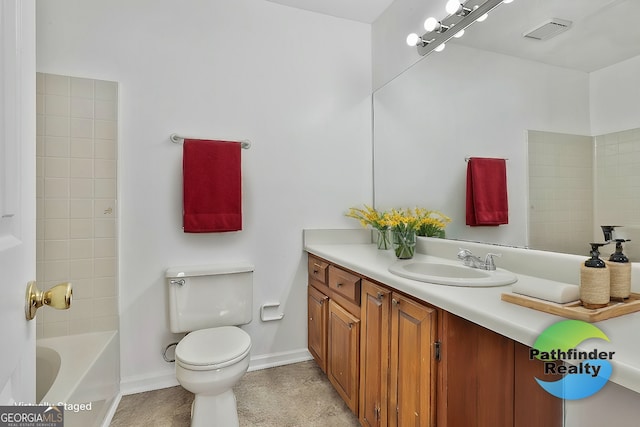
[170,133,251,149]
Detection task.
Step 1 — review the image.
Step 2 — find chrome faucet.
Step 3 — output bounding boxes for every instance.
[457,249,501,271]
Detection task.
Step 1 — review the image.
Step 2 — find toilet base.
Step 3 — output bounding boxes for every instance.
[190,389,239,427]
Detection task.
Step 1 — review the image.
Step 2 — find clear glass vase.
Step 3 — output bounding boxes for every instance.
[375,228,391,250]
[392,228,416,259]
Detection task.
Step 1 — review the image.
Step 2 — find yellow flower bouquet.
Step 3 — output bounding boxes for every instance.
[346,205,391,249]
[385,208,421,259]
[346,205,452,257]
[414,208,451,238]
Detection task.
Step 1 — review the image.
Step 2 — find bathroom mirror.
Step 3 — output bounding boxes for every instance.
[373,0,640,260]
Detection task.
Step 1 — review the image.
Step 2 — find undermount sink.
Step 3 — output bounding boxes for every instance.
[388,259,518,287]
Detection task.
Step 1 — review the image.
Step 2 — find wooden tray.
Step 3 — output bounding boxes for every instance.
[501,292,640,322]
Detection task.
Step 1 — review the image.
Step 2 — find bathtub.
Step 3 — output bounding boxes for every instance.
[36,331,119,427]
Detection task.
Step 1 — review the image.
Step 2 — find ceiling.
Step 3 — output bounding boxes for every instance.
[265,0,640,72]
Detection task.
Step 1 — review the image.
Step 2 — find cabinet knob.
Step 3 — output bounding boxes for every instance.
[336,282,343,288]
[376,292,384,300]
[392,298,399,306]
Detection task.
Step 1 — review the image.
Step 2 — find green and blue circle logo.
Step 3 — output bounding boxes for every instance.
[530,319,614,400]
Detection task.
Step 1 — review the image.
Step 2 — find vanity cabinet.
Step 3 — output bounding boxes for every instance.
[307,255,361,414]
[307,254,562,427]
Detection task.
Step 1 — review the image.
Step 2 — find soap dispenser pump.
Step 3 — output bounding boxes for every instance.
[580,243,610,309]
[607,239,631,301]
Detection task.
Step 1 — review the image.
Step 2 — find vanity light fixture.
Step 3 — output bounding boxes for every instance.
[408,0,513,57]
[424,17,449,33]
[446,1,472,17]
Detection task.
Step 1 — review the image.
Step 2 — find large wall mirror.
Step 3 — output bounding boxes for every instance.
[373,0,640,260]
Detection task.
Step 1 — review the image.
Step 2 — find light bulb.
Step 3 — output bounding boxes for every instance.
[477,13,488,22]
[453,29,465,38]
[424,17,439,32]
[406,33,421,46]
[503,0,514,3]
[446,0,462,15]
[435,43,446,52]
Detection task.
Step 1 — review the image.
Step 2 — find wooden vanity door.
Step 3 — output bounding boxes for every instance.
[327,299,360,414]
[389,293,437,427]
[360,280,391,427]
[307,285,328,372]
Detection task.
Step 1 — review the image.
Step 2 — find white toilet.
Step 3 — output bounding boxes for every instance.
[166,263,253,427]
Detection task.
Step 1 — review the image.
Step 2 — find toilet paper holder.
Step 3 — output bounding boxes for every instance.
[260,303,284,322]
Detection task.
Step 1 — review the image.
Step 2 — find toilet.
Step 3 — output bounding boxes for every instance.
[166,263,253,427]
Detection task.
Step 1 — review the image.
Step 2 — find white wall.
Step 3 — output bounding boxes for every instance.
[36,0,372,392]
[590,55,640,135]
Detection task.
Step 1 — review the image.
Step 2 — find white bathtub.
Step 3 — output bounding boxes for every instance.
[36,331,119,427]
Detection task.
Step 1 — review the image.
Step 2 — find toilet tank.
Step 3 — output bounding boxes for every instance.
[166,263,253,333]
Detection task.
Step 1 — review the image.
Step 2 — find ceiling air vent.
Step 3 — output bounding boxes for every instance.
[523,18,572,41]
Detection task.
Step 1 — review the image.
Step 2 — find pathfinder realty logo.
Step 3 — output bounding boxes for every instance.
[530,319,613,400]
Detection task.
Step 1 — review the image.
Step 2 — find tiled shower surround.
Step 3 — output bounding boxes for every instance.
[36,73,118,338]
[528,127,640,260]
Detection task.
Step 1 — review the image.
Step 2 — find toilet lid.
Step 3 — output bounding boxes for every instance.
[176,326,251,370]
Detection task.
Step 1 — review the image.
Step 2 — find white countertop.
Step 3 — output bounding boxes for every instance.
[303,230,640,395]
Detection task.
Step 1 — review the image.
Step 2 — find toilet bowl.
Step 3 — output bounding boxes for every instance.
[175,327,251,427]
[166,264,254,427]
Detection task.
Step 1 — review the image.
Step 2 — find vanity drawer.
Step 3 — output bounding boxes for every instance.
[308,255,329,285]
[328,265,361,305]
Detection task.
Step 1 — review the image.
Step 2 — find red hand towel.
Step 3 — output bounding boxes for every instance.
[466,157,508,226]
[183,139,242,232]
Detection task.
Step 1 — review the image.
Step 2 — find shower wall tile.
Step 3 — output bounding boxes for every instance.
[95,100,117,120]
[45,136,70,157]
[37,73,118,339]
[45,95,70,116]
[71,77,94,98]
[44,178,68,198]
[70,178,94,198]
[70,158,93,178]
[45,74,69,95]
[94,278,117,298]
[95,179,116,199]
[95,120,117,139]
[71,97,94,118]
[45,115,70,137]
[70,118,93,138]
[95,80,117,100]
[528,130,593,255]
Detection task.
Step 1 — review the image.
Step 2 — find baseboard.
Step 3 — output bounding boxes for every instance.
[119,371,179,396]
[119,348,313,396]
[248,348,313,372]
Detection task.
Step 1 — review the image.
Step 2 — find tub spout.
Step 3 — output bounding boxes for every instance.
[25,281,72,320]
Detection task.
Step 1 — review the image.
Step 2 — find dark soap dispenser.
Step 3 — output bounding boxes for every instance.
[607,239,631,301]
[580,243,610,309]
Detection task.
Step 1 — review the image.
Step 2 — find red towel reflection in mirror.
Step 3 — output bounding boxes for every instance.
[466,157,508,226]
